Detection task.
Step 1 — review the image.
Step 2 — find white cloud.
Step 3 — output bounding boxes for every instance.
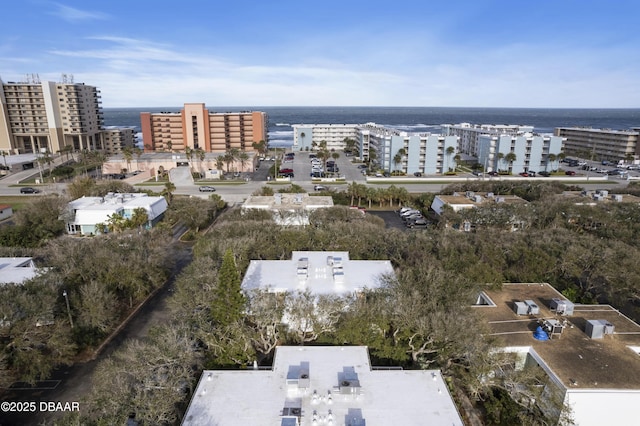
[49,2,109,22]
[40,35,640,108]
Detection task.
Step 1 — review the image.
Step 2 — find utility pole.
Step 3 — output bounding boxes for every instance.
[62,289,74,329]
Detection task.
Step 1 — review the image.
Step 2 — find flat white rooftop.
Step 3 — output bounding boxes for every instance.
[241,251,394,295]
[182,346,463,426]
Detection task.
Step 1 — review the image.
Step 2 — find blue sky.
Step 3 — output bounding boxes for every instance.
[1,0,639,108]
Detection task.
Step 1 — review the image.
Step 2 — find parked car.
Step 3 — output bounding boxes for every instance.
[487,171,499,176]
[407,219,430,229]
[519,172,529,177]
[279,168,294,174]
[398,207,413,214]
[472,171,483,176]
[310,172,325,178]
[198,185,216,192]
[565,170,576,176]
[538,171,551,177]
[413,172,423,177]
[20,187,40,194]
[403,214,424,223]
[280,172,294,178]
[357,164,367,169]
[314,185,328,191]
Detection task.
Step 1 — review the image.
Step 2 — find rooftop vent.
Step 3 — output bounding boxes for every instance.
[473,195,483,203]
[281,399,302,417]
[612,194,623,202]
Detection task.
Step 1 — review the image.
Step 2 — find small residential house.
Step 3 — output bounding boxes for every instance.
[0,257,40,285]
[242,194,334,225]
[65,192,168,235]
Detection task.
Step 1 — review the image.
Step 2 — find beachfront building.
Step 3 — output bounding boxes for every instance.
[64,192,167,235]
[474,283,640,426]
[361,123,459,175]
[183,346,463,426]
[0,76,104,155]
[554,127,640,163]
[292,124,360,152]
[477,133,565,174]
[241,250,394,297]
[140,103,268,154]
[101,126,137,155]
[441,123,534,156]
[0,257,40,285]
[241,193,334,225]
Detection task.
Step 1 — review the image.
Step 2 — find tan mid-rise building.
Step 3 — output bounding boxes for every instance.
[140,103,268,153]
[101,126,137,155]
[554,127,640,162]
[0,77,104,155]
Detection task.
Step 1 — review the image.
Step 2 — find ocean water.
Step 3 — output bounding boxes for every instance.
[103,106,640,148]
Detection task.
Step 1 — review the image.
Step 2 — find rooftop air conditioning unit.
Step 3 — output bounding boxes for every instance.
[513,301,528,315]
[585,319,615,339]
[550,298,574,316]
[524,299,540,315]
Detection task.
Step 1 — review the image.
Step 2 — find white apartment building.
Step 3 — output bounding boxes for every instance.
[183,346,463,426]
[477,133,565,174]
[292,124,360,153]
[241,251,394,297]
[554,127,640,162]
[361,123,459,174]
[0,77,104,155]
[441,123,534,156]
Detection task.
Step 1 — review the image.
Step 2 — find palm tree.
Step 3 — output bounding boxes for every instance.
[134,147,143,171]
[162,181,176,203]
[215,156,225,175]
[504,152,517,173]
[445,146,455,173]
[497,152,505,172]
[252,140,267,157]
[392,153,402,172]
[238,152,250,173]
[557,152,566,168]
[331,152,340,162]
[195,148,206,175]
[122,146,133,173]
[547,153,557,172]
[299,132,306,150]
[453,154,461,172]
[223,148,239,173]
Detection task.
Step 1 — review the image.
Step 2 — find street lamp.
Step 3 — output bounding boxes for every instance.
[62,289,74,329]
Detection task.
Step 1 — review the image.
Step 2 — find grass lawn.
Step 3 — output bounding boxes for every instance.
[0,196,32,211]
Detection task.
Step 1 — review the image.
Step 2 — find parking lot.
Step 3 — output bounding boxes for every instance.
[276,150,367,182]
